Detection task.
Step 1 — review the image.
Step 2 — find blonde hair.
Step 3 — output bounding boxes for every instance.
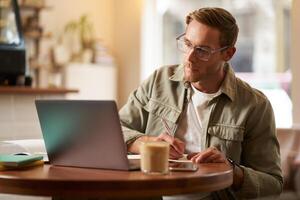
[186,7,239,47]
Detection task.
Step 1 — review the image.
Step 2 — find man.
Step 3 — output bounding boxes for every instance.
[119,7,283,199]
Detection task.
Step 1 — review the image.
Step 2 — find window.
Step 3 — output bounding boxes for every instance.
[141,0,292,128]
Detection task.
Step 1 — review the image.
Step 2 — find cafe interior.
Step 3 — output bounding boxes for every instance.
[0,0,300,199]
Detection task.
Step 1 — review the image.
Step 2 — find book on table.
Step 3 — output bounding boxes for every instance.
[0,160,44,171]
[0,154,44,167]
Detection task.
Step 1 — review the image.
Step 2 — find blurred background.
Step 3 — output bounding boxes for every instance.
[0,0,299,144]
[141,0,293,128]
[0,0,299,145]
[1,0,300,199]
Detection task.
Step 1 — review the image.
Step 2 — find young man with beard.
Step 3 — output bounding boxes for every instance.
[119,7,283,199]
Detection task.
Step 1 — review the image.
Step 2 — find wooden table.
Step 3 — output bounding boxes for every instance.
[0,163,233,199]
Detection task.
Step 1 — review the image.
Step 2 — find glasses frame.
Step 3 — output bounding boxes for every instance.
[176,33,229,61]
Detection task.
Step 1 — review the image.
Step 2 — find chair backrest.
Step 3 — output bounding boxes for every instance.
[277,128,300,190]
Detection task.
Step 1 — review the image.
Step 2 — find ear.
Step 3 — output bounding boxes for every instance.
[223,47,236,61]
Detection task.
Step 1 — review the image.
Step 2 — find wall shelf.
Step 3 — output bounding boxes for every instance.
[0,86,78,94]
[19,5,52,11]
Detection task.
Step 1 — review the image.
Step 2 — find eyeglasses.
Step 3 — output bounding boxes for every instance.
[176,33,229,61]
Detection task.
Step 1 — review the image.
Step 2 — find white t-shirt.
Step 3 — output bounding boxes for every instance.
[164,86,221,200]
[163,86,221,200]
[175,85,221,154]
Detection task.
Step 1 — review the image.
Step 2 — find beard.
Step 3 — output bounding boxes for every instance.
[183,62,204,83]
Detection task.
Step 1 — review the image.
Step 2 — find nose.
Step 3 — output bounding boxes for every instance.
[186,48,197,62]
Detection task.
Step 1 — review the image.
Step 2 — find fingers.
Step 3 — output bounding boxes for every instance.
[194,147,216,162]
[169,146,182,159]
[187,153,198,160]
[189,147,227,163]
[156,132,185,159]
[173,138,185,155]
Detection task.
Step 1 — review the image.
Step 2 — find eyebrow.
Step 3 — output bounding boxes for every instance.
[183,37,211,49]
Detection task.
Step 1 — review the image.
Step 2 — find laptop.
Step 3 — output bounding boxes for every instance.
[35,100,139,171]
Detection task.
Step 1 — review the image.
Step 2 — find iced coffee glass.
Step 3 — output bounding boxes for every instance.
[140,141,170,175]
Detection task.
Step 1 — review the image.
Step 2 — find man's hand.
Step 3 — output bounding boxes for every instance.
[154,132,185,159]
[187,146,227,163]
[187,146,244,190]
[127,132,185,159]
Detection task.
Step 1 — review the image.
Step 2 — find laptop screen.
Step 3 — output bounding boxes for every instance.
[35,100,131,170]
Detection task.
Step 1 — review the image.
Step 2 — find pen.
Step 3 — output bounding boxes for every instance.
[161,117,173,136]
[161,117,183,157]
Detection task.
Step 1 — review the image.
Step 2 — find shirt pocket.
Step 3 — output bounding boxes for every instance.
[143,98,181,136]
[207,125,244,162]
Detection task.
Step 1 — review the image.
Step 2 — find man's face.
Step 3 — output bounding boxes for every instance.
[183,20,227,83]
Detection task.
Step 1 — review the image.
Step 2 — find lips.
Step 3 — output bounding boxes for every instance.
[186,65,199,72]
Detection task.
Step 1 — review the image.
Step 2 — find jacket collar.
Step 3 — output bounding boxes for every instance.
[169,64,185,82]
[169,63,236,101]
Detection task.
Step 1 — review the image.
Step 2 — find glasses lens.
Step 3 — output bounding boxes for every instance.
[195,47,210,61]
[176,36,212,61]
[177,39,187,52]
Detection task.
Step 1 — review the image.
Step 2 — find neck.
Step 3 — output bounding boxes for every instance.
[192,68,225,93]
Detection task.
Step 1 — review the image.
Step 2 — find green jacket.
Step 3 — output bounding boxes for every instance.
[119,64,283,199]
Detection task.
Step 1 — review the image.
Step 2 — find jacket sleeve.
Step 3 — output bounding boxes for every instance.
[236,97,283,198]
[119,70,157,144]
